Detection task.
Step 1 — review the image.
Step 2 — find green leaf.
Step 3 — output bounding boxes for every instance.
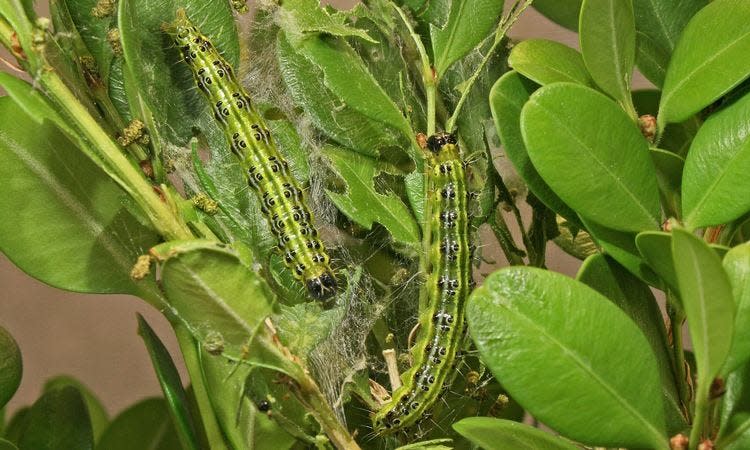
[293,34,414,148]
[632,89,699,157]
[489,71,580,226]
[19,386,93,450]
[508,40,593,87]
[532,0,582,31]
[197,350,295,450]
[468,267,667,448]
[118,0,239,144]
[2,407,29,445]
[0,439,17,450]
[722,243,750,374]
[430,0,505,75]
[277,32,398,157]
[56,0,117,83]
[577,254,686,434]
[718,360,750,450]
[650,148,684,218]
[97,398,183,450]
[582,218,661,287]
[682,91,750,228]
[658,0,750,127]
[632,0,707,87]
[0,327,21,410]
[324,146,420,248]
[137,315,200,450]
[672,228,735,398]
[636,231,679,293]
[453,417,579,450]
[0,97,159,296]
[42,376,108,443]
[151,240,276,362]
[579,0,636,116]
[520,83,661,232]
[278,0,375,43]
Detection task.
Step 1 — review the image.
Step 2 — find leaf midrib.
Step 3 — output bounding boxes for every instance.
[531,99,658,229]
[485,296,665,446]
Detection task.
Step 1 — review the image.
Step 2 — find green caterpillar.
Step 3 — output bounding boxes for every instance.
[170,11,336,300]
[373,133,472,435]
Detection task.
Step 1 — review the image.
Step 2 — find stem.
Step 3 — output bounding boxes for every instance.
[174,324,229,450]
[668,300,691,416]
[392,2,437,135]
[489,209,525,266]
[689,384,710,450]
[445,0,535,132]
[42,73,192,240]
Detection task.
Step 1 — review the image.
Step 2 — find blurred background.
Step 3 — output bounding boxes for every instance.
[0,0,649,419]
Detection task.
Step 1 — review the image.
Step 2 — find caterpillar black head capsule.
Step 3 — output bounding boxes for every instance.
[426,132,457,153]
[306,271,337,301]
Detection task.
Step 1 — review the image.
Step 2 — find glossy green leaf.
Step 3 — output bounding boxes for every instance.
[42,376,108,443]
[0,327,21,410]
[324,146,420,248]
[682,91,750,228]
[532,0,582,31]
[632,0,707,87]
[577,254,685,433]
[277,32,398,157]
[722,243,750,374]
[97,398,182,450]
[0,97,160,296]
[636,231,679,293]
[430,0,505,74]
[659,0,750,127]
[19,386,93,450]
[118,0,238,144]
[672,228,735,400]
[453,417,578,450]
[293,34,413,147]
[579,0,636,115]
[137,315,199,450]
[520,83,661,232]
[508,40,593,87]
[468,267,667,448]
[278,0,375,43]
[718,360,750,450]
[489,71,580,226]
[151,240,275,362]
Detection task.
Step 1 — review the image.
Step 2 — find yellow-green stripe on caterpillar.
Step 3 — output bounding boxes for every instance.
[372,132,473,434]
[169,11,336,301]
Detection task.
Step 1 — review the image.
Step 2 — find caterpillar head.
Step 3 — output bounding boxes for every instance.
[306,271,337,301]
[426,132,457,154]
[168,9,201,47]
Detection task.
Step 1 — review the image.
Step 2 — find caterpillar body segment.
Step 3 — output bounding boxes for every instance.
[373,133,472,434]
[170,12,336,300]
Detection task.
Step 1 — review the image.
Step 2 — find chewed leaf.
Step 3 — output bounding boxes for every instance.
[324,146,420,248]
[279,0,376,44]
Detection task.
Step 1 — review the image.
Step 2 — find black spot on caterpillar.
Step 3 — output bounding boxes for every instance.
[169,11,336,301]
[372,132,472,434]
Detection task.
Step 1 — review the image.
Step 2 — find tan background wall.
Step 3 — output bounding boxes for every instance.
[0,1,646,418]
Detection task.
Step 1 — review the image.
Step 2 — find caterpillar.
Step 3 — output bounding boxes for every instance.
[372,132,473,435]
[169,11,336,300]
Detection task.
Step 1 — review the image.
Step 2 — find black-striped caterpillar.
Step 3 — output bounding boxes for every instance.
[169,11,336,300]
[373,133,472,434]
